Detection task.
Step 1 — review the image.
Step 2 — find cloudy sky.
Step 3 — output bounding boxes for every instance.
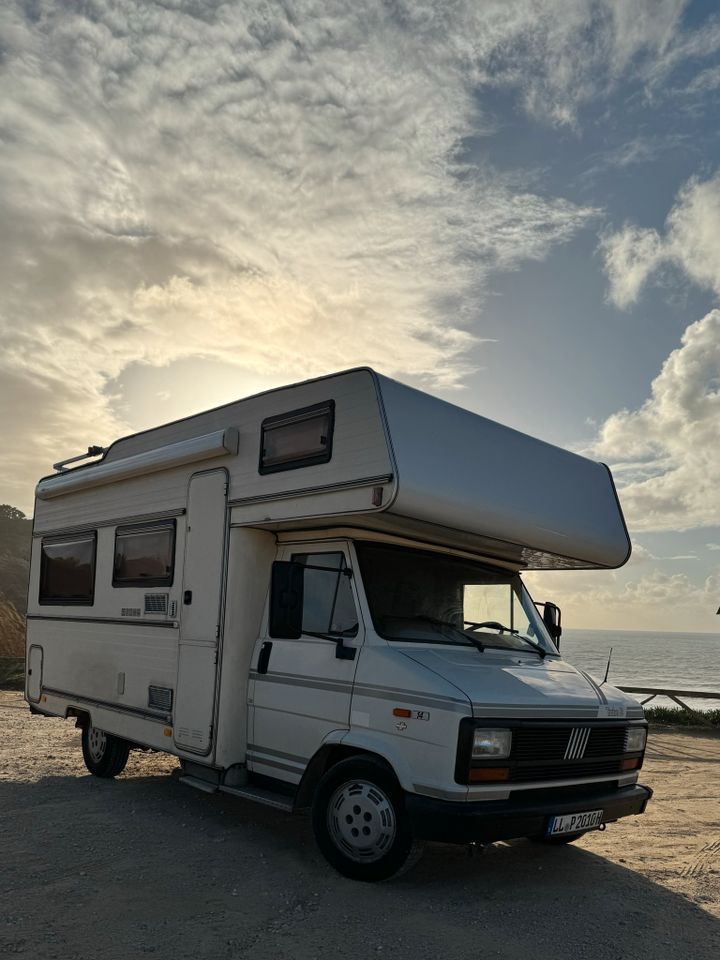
[1,0,719,632]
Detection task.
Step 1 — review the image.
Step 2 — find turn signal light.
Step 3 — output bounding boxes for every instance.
[620,757,640,771]
[469,767,510,782]
[393,708,412,718]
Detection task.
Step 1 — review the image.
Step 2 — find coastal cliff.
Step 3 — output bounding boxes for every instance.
[0,510,31,657]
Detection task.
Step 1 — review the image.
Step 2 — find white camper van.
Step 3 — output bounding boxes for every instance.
[26,368,651,881]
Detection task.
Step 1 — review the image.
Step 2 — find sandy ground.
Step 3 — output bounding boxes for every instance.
[1,691,718,960]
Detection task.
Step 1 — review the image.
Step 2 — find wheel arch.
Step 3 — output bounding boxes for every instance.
[66,706,92,729]
[294,731,413,810]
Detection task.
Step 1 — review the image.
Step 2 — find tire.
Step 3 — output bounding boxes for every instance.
[311,756,424,882]
[529,831,588,845]
[81,725,130,778]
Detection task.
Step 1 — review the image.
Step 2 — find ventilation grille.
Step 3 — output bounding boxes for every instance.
[178,726,205,743]
[144,593,169,615]
[121,607,141,618]
[148,685,173,712]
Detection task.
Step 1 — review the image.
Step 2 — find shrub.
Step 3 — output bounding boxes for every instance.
[644,705,720,728]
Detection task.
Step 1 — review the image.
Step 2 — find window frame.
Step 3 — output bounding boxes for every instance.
[290,550,359,638]
[112,519,177,589]
[259,399,335,475]
[39,530,97,606]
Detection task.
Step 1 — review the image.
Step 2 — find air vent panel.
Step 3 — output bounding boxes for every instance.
[121,607,141,618]
[148,685,173,712]
[144,593,169,615]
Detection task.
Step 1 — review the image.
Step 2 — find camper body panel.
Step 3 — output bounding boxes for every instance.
[345,641,472,800]
[34,369,394,534]
[376,375,630,569]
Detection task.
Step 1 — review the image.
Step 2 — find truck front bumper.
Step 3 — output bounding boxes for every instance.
[406,782,653,844]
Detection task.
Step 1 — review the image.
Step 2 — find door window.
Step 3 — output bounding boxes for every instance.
[291,552,359,636]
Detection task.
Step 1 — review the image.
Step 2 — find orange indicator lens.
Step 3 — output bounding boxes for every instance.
[469,767,510,782]
[620,757,640,770]
[393,708,412,718]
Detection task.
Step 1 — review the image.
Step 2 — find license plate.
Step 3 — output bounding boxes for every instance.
[547,809,604,836]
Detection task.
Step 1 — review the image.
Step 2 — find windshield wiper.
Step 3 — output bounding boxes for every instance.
[382,615,485,653]
[464,620,547,659]
[512,635,547,659]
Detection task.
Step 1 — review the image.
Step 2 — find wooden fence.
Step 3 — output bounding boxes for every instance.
[619,685,720,720]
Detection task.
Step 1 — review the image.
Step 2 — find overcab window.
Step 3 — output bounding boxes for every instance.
[260,400,335,474]
[39,532,96,604]
[113,520,176,587]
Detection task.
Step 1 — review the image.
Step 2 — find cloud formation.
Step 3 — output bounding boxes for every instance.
[596,168,720,534]
[525,558,720,632]
[0,0,704,509]
[601,171,720,307]
[591,310,720,532]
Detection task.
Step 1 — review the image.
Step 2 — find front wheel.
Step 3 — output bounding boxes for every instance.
[81,725,130,778]
[312,757,424,882]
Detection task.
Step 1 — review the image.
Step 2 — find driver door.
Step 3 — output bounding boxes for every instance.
[248,542,363,784]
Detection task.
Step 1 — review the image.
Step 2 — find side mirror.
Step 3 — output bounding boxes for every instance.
[269,561,304,639]
[542,601,562,647]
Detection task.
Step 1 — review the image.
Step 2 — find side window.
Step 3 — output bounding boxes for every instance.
[260,400,334,474]
[113,521,176,587]
[292,552,358,636]
[39,532,96,604]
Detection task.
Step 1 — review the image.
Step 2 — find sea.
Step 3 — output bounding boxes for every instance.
[561,629,720,711]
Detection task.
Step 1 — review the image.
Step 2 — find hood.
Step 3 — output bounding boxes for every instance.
[400,646,643,720]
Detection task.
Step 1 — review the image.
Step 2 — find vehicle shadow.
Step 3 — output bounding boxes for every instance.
[646,733,720,762]
[1,771,718,960]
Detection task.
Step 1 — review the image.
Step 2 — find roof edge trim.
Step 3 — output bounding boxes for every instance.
[36,428,238,501]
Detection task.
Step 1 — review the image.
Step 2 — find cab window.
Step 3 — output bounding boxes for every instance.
[292,552,358,636]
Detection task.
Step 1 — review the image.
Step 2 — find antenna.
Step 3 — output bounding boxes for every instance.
[601,646,613,686]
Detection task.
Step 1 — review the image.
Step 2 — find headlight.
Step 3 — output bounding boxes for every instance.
[625,727,647,753]
[472,728,512,759]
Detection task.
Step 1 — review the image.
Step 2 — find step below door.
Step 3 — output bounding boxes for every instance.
[174,469,228,755]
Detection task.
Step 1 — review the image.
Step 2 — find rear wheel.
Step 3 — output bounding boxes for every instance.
[81,725,130,778]
[312,757,424,882]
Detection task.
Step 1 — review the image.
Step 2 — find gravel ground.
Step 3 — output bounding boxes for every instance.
[1,690,719,960]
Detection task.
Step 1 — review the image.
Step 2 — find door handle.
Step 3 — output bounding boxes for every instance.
[257,641,273,675]
[183,590,192,605]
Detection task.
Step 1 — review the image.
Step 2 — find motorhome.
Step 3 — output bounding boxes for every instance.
[26,368,651,881]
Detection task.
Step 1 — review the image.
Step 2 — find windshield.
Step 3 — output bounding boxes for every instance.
[354,542,558,655]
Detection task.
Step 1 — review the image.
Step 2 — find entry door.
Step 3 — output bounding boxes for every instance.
[249,543,363,782]
[174,469,228,755]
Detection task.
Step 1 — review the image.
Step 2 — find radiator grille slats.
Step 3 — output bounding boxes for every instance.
[512,726,627,761]
[501,724,631,783]
[511,760,623,782]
